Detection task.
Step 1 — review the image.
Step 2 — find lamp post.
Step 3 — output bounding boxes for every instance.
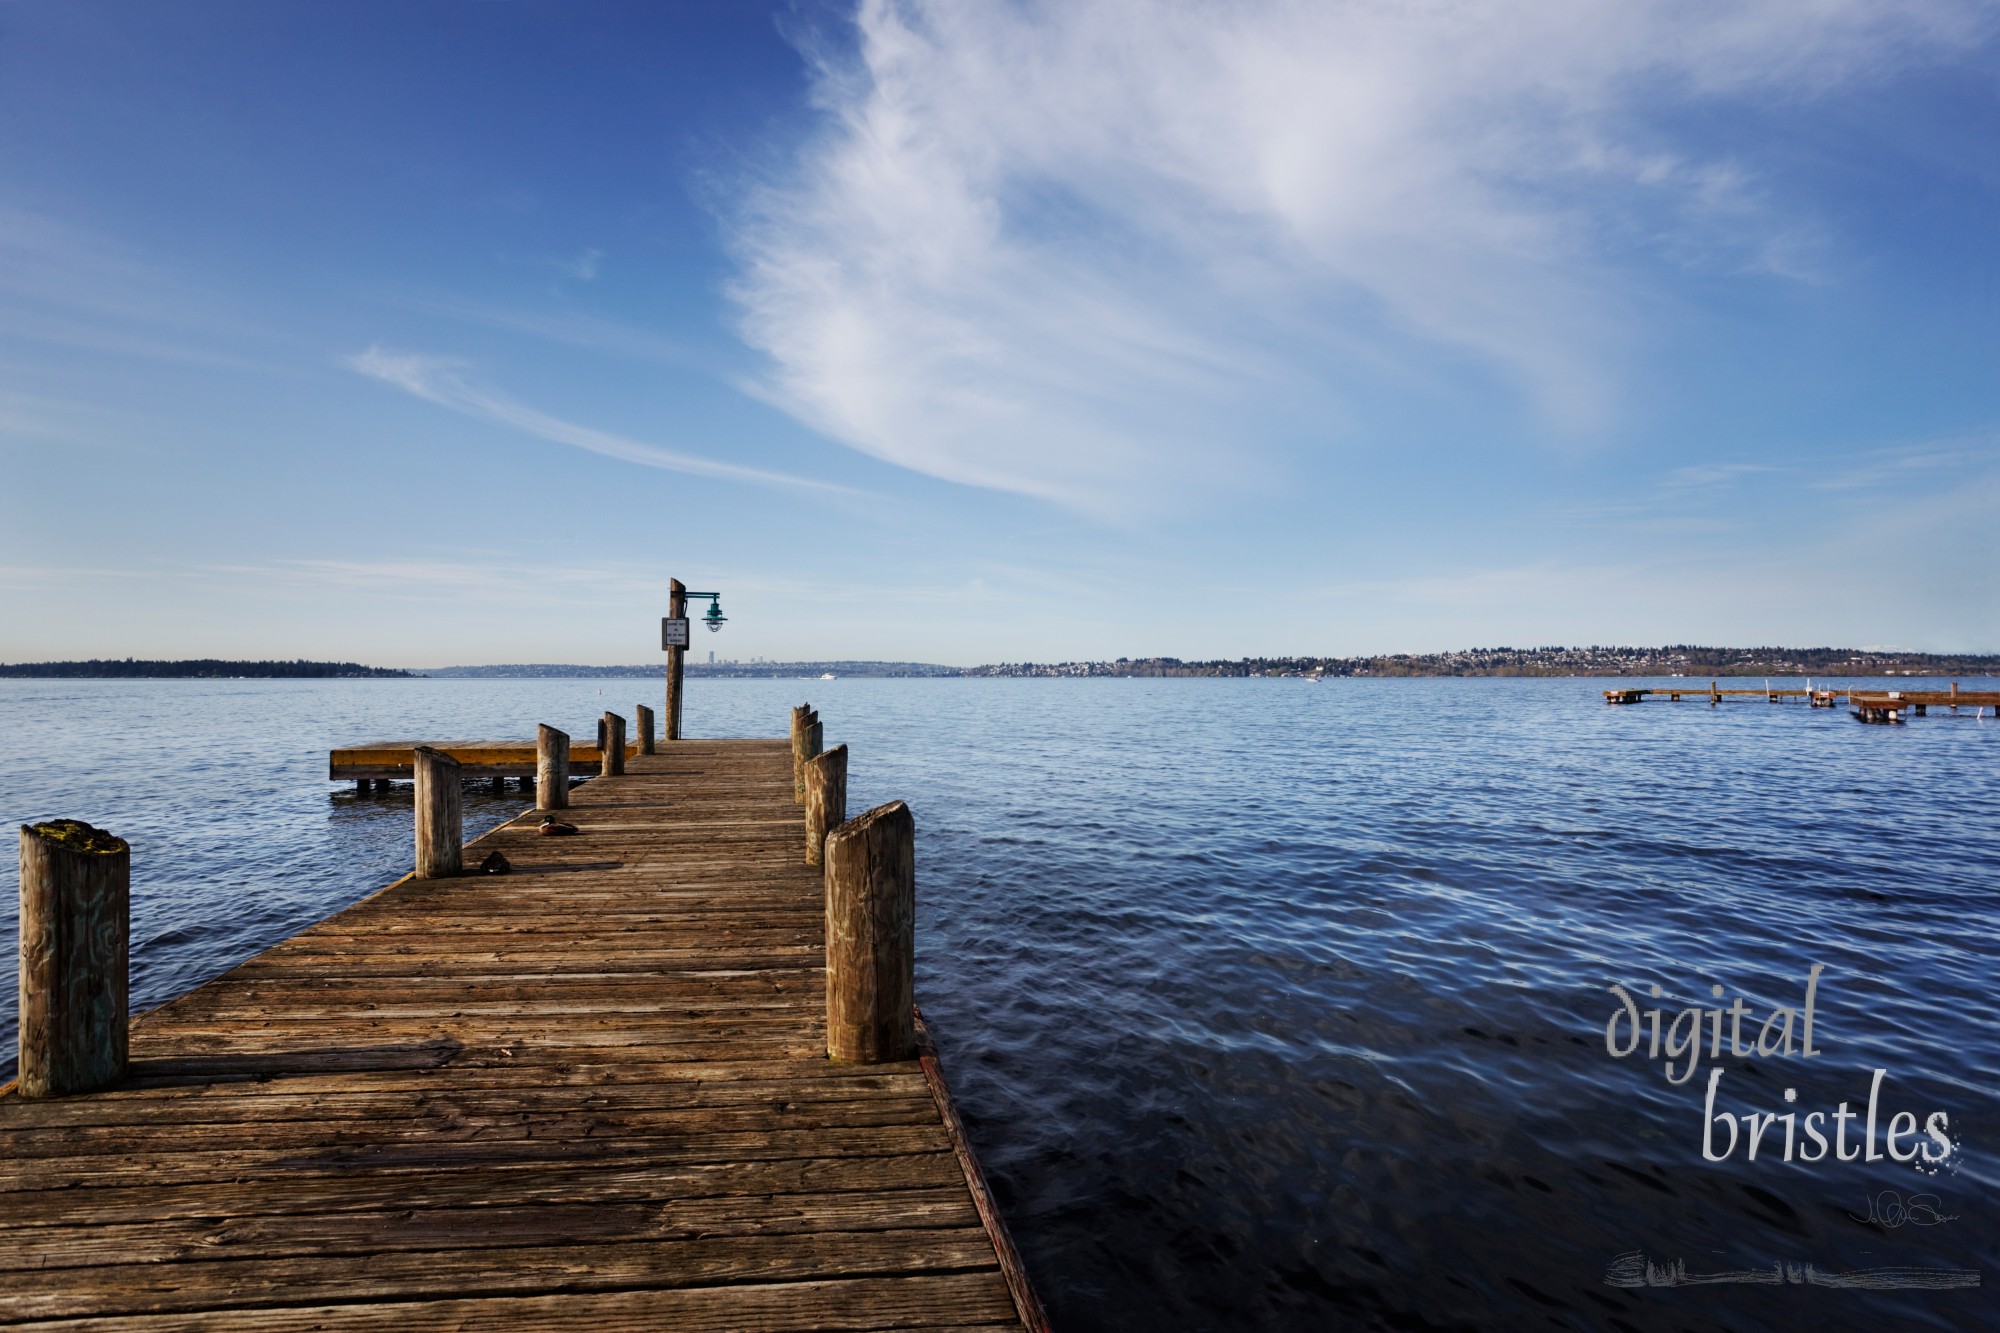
[663,580,726,741]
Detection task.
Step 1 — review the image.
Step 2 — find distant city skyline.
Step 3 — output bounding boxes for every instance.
[2,1,1996,665]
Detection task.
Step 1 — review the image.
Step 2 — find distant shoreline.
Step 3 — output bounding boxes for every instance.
[6,646,1997,680]
[0,659,410,679]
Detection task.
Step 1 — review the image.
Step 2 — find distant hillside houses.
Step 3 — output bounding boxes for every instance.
[961,646,2000,678]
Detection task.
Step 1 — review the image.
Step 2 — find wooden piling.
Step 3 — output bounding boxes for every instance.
[823,800,916,1063]
[413,746,462,879]
[665,578,686,741]
[793,712,816,804]
[536,724,570,811]
[790,704,811,804]
[16,820,129,1099]
[603,711,627,776]
[805,743,848,866]
[636,703,656,754]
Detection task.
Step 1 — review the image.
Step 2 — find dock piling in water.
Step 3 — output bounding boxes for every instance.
[636,702,656,753]
[805,742,849,866]
[791,703,813,803]
[413,745,462,879]
[16,820,129,1099]
[535,723,570,810]
[824,800,917,1064]
[601,712,626,776]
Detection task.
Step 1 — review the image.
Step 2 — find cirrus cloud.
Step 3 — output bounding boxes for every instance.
[346,345,857,496]
[728,0,1990,514]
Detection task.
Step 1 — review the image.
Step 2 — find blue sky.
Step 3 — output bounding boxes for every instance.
[1,1,1995,666]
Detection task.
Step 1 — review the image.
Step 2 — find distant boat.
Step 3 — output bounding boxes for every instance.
[820,672,837,680]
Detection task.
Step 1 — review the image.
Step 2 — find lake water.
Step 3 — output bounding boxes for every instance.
[1,676,1995,1331]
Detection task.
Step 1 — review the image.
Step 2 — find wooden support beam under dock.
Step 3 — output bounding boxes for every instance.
[329,739,636,782]
[1,738,1043,1330]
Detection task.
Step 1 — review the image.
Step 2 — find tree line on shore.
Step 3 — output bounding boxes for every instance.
[0,659,411,678]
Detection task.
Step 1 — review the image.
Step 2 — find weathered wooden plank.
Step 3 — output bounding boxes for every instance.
[2,1096,946,1158]
[145,974,823,1005]
[0,1270,1020,1332]
[94,1052,926,1098]
[0,1153,968,1229]
[117,1031,830,1064]
[0,1227,1002,1321]
[0,1074,927,1130]
[226,953,826,978]
[7,1187,983,1269]
[0,1124,960,1193]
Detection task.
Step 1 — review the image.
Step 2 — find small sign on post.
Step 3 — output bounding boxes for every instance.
[661,617,690,649]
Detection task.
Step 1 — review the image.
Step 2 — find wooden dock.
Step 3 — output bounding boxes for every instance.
[1603,684,1841,704]
[1,738,1043,1329]
[1605,681,2000,722]
[1846,689,2000,724]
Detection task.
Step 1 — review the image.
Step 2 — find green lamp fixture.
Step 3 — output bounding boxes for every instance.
[682,590,727,633]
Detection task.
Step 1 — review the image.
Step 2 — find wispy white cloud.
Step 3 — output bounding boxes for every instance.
[1659,462,1783,490]
[345,346,858,495]
[1809,436,2000,490]
[397,294,728,375]
[197,556,663,603]
[0,205,273,369]
[729,0,1990,513]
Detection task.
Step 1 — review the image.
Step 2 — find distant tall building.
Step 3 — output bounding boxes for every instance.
[708,650,715,664]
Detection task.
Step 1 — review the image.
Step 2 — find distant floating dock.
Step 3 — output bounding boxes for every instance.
[1604,681,2000,725]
